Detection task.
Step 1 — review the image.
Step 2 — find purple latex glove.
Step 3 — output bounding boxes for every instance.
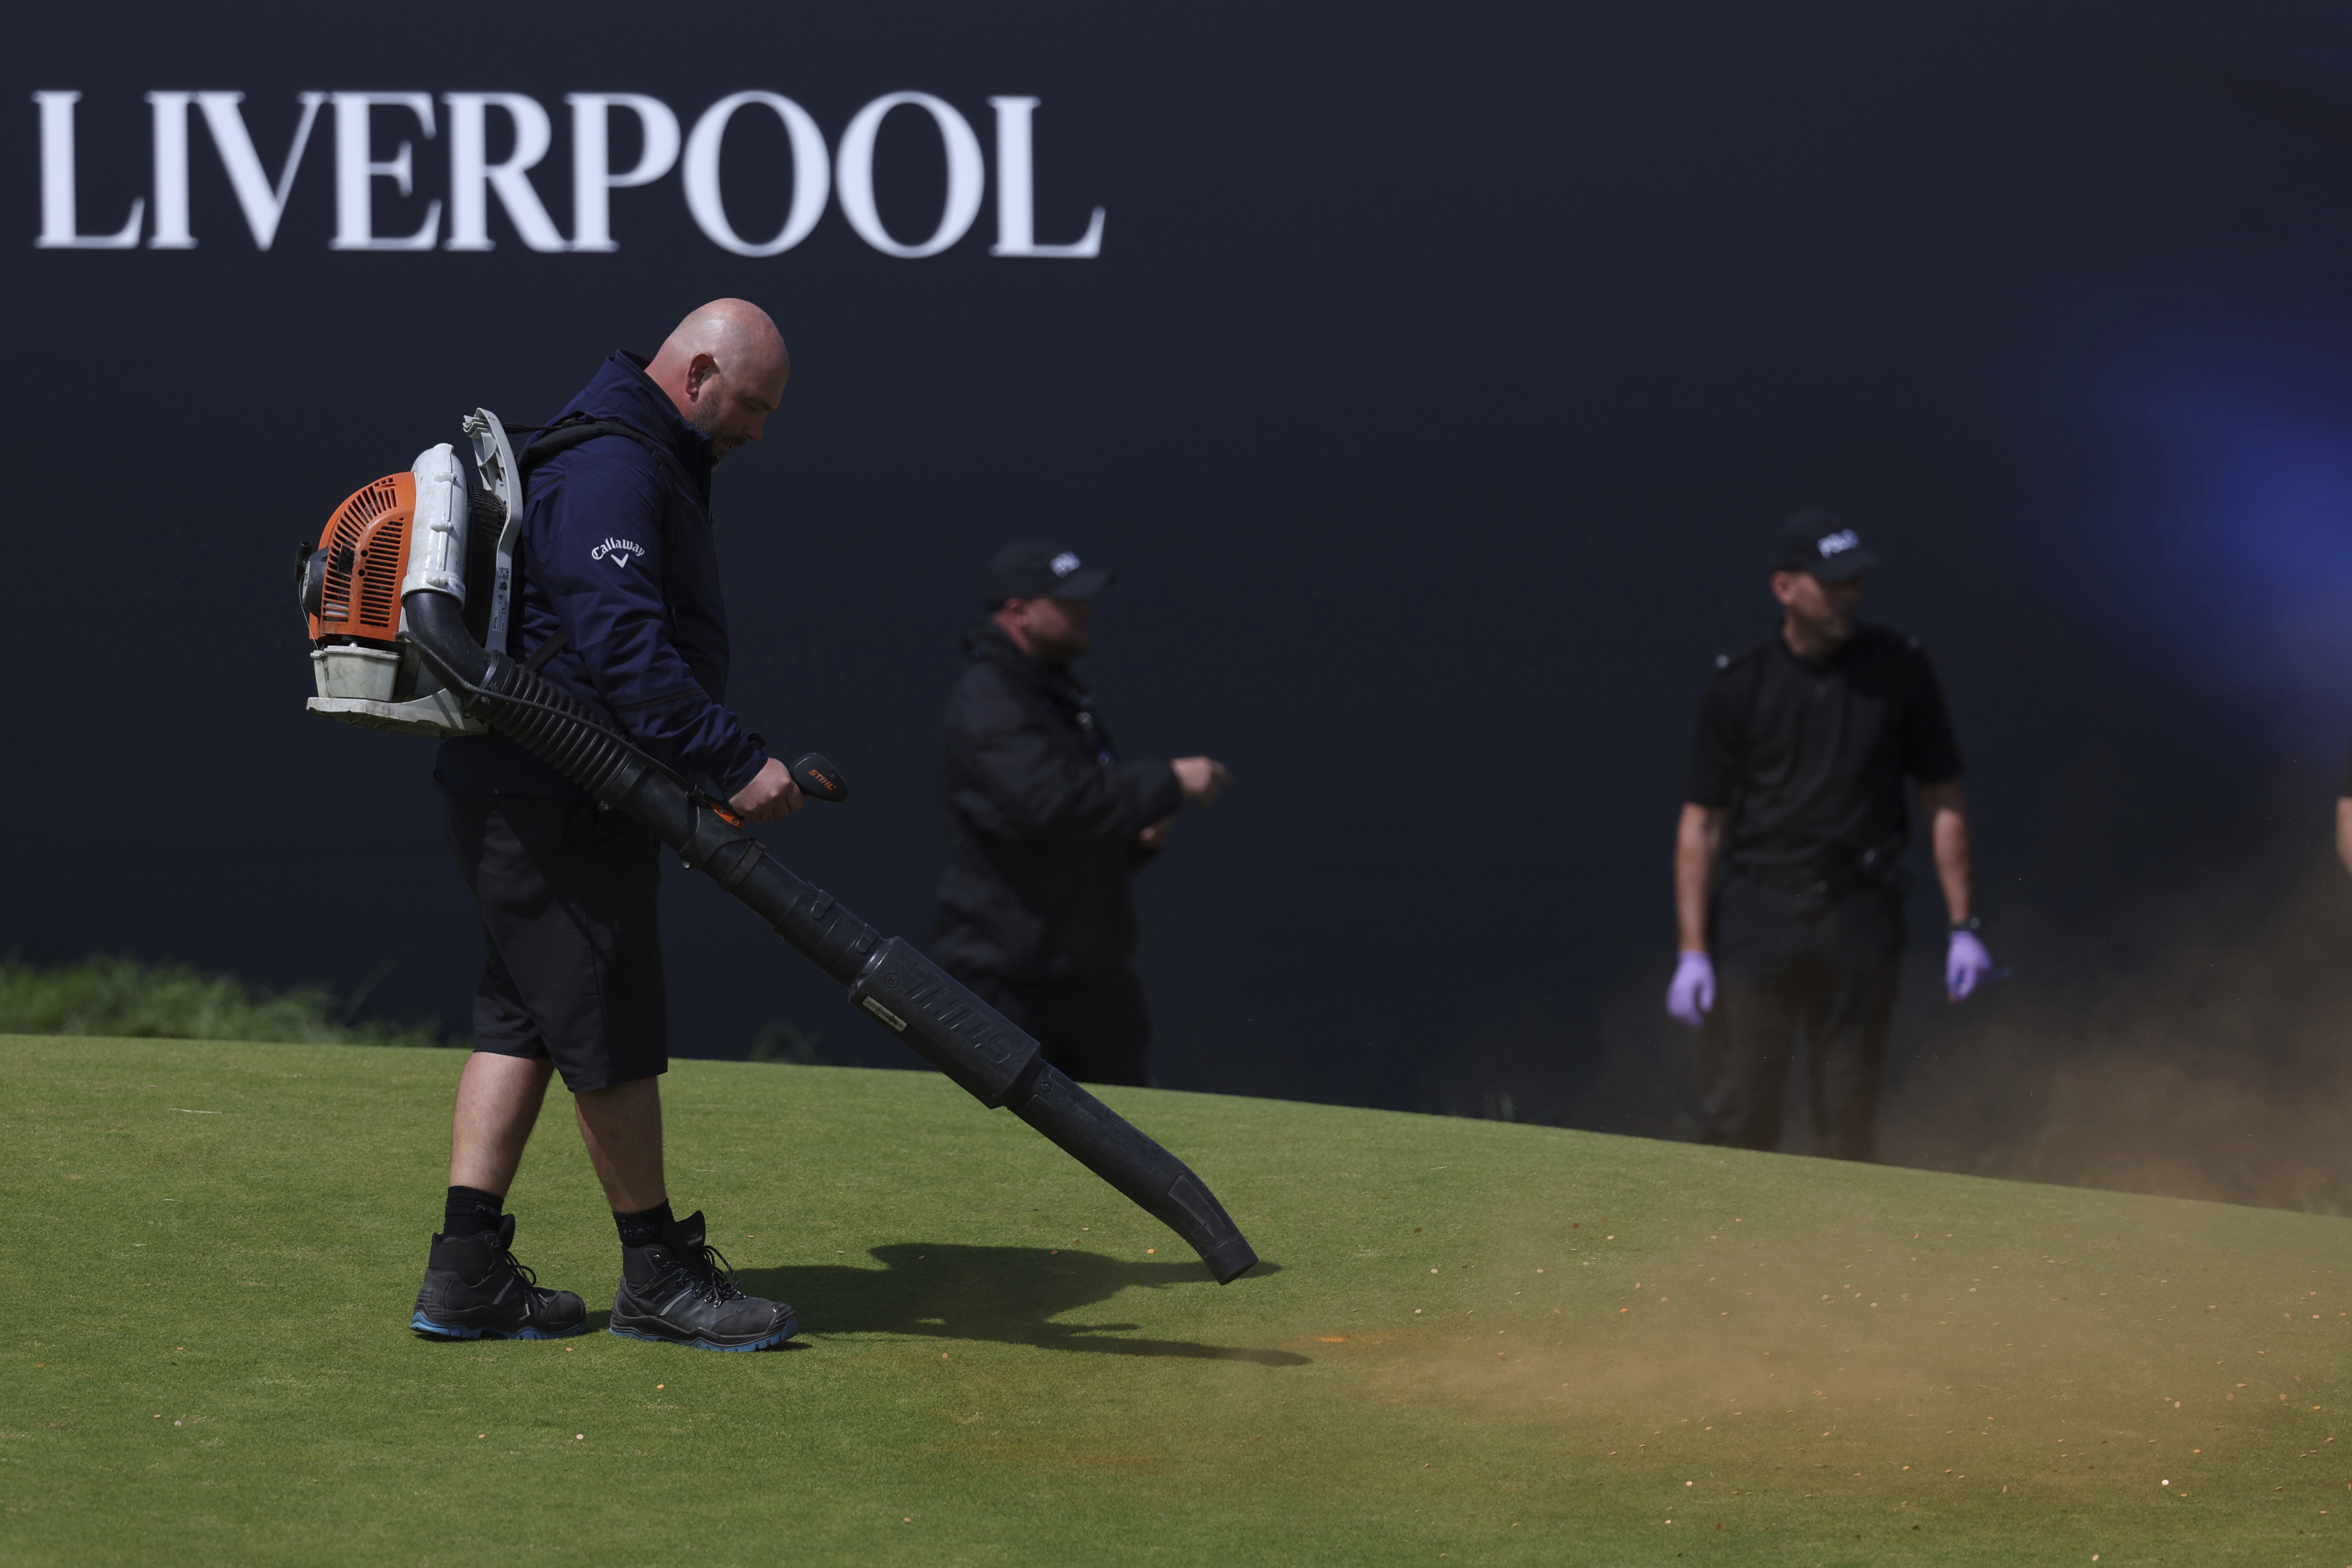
[1666,949,1716,1026]
[1946,929,1993,1002]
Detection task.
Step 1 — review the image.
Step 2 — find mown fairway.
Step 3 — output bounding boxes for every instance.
[4,1036,2349,1566]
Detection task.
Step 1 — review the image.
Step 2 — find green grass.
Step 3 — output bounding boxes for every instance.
[4,1036,2348,1566]
[0,957,441,1047]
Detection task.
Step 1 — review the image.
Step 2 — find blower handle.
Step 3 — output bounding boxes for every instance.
[687,752,847,827]
[699,753,849,826]
[791,753,849,804]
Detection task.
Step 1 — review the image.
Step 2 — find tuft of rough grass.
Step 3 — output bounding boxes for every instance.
[0,956,440,1047]
[5,1034,2348,1566]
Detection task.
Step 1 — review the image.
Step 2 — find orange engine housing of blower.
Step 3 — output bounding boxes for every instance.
[308,472,416,645]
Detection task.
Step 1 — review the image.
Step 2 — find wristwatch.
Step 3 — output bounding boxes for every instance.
[1948,916,1982,934]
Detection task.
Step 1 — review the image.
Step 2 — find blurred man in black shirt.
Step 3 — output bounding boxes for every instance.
[1664,511,1992,1160]
[935,541,1230,1086]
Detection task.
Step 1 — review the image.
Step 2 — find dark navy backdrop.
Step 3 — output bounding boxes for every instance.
[10,1,2352,1126]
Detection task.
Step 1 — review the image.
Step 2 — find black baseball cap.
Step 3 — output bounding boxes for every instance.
[982,540,1116,607]
[1770,509,1879,583]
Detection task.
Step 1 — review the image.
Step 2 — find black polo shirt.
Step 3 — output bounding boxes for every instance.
[1684,624,1963,878]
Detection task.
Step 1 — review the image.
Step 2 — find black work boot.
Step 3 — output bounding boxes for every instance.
[609,1210,798,1352]
[411,1214,588,1340]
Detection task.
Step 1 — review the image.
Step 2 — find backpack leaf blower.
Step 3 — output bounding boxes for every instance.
[298,411,1258,1285]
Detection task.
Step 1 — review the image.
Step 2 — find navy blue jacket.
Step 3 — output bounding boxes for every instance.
[434,352,768,799]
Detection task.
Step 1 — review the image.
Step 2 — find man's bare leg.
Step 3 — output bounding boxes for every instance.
[575,1077,669,1214]
[588,1072,795,1349]
[448,1052,555,1195]
[414,1051,585,1339]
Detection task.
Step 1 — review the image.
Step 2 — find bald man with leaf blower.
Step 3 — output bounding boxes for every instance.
[413,301,805,1351]
[1667,512,1993,1161]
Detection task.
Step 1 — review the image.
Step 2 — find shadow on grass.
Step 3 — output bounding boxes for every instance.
[735,1244,1308,1365]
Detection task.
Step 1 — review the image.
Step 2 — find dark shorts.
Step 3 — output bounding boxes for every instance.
[443,794,668,1094]
[961,967,1152,1088]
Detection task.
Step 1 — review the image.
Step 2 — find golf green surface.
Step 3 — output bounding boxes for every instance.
[5,1037,2349,1566]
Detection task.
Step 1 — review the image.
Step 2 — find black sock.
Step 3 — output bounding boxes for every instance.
[615,1200,674,1249]
[444,1185,505,1239]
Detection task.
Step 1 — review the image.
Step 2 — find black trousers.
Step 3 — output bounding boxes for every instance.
[443,794,668,1094]
[962,968,1153,1088]
[1700,873,1904,1161]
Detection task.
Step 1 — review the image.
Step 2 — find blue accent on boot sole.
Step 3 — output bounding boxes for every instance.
[607,1317,798,1352]
[410,1311,588,1341]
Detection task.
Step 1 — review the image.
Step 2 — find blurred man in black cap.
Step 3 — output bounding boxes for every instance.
[1663,510,1993,1160]
[934,541,1231,1086]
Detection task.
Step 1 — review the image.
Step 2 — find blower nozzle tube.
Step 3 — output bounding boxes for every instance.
[400,587,1257,1284]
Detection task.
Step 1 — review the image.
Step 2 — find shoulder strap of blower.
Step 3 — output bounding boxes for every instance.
[507,412,700,507]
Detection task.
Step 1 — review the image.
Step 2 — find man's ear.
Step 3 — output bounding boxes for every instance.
[686,351,722,400]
